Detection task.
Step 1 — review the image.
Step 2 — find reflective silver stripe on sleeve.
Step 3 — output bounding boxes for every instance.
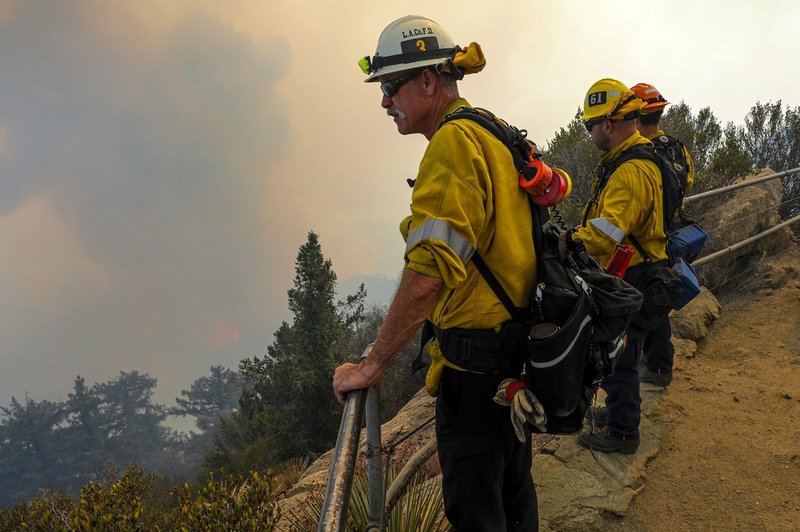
[405,219,475,264]
[588,217,625,243]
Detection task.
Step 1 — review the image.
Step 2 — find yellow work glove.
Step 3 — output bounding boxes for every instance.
[493,378,547,442]
[452,42,485,75]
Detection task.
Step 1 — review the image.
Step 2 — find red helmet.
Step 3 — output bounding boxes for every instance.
[630,83,670,114]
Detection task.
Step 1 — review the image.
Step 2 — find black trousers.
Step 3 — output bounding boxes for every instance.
[601,324,646,438]
[436,368,538,531]
[642,315,674,373]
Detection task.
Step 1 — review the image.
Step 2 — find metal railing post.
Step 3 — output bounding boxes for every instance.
[317,347,372,532]
[317,387,366,531]
[365,387,384,531]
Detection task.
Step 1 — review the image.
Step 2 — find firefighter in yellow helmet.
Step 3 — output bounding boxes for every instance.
[574,78,672,454]
[630,82,696,389]
[334,15,540,530]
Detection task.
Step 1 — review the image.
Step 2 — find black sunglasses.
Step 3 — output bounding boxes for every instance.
[583,117,609,133]
[380,69,425,98]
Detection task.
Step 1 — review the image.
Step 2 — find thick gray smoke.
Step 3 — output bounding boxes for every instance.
[0,2,294,407]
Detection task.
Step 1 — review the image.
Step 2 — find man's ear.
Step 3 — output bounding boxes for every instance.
[421,69,437,95]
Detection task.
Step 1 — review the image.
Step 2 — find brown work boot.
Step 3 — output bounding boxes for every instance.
[639,366,673,387]
[576,426,639,454]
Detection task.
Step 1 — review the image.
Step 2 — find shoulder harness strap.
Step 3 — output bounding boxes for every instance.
[411,107,546,374]
[587,144,688,263]
[439,105,547,321]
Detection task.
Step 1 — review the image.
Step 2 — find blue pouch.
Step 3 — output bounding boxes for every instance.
[667,223,708,262]
[672,259,701,310]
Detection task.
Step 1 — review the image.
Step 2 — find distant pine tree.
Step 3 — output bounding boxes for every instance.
[0,397,64,507]
[209,232,366,472]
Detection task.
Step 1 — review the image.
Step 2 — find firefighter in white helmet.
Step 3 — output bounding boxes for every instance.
[334,15,540,530]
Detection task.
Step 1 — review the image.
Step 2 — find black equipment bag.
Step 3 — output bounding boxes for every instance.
[523,213,642,433]
[601,142,684,238]
[623,261,684,329]
[440,107,643,434]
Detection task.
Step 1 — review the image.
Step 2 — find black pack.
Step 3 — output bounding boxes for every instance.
[591,142,693,327]
[601,136,706,256]
[651,134,690,220]
[439,107,643,434]
[650,135,708,264]
[594,142,685,238]
[521,219,642,433]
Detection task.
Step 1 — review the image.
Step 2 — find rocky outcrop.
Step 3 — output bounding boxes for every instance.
[671,287,721,341]
[692,169,793,292]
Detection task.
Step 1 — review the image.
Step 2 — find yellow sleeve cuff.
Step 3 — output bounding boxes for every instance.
[405,245,463,287]
[404,261,442,280]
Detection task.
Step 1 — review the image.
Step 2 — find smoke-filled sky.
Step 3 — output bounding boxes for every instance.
[2,0,799,418]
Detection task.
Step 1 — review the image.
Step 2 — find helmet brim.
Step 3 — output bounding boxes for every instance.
[364,57,448,82]
[640,102,670,114]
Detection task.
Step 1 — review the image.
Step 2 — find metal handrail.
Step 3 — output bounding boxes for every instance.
[675,166,800,270]
[317,347,372,532]
[365,387,383,531]
[693,213,800,267]
[684,166,800,204]
[318,348,438,532]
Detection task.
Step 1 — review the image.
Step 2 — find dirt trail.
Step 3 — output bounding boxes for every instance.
[628,250,800,530]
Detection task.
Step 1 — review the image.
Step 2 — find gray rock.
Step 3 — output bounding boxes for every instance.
[693,169,791,292]
[671,287,721,340]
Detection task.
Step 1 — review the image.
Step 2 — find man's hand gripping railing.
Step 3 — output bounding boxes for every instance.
[318,345,374,532]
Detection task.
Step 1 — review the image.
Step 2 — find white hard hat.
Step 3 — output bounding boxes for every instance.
[359,15,459,82]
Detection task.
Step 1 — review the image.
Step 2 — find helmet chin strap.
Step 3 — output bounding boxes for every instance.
[605,93,640,121]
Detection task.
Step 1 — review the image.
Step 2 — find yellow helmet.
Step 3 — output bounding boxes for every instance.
[580,78,644,122]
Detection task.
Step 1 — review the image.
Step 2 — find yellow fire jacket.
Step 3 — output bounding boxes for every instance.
[399,99,537,392]
[401,98,536,329]
[575,131,668,267]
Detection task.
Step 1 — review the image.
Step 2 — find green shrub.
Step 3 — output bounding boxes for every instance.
[0,466,281,531]
[173,470,280,531]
